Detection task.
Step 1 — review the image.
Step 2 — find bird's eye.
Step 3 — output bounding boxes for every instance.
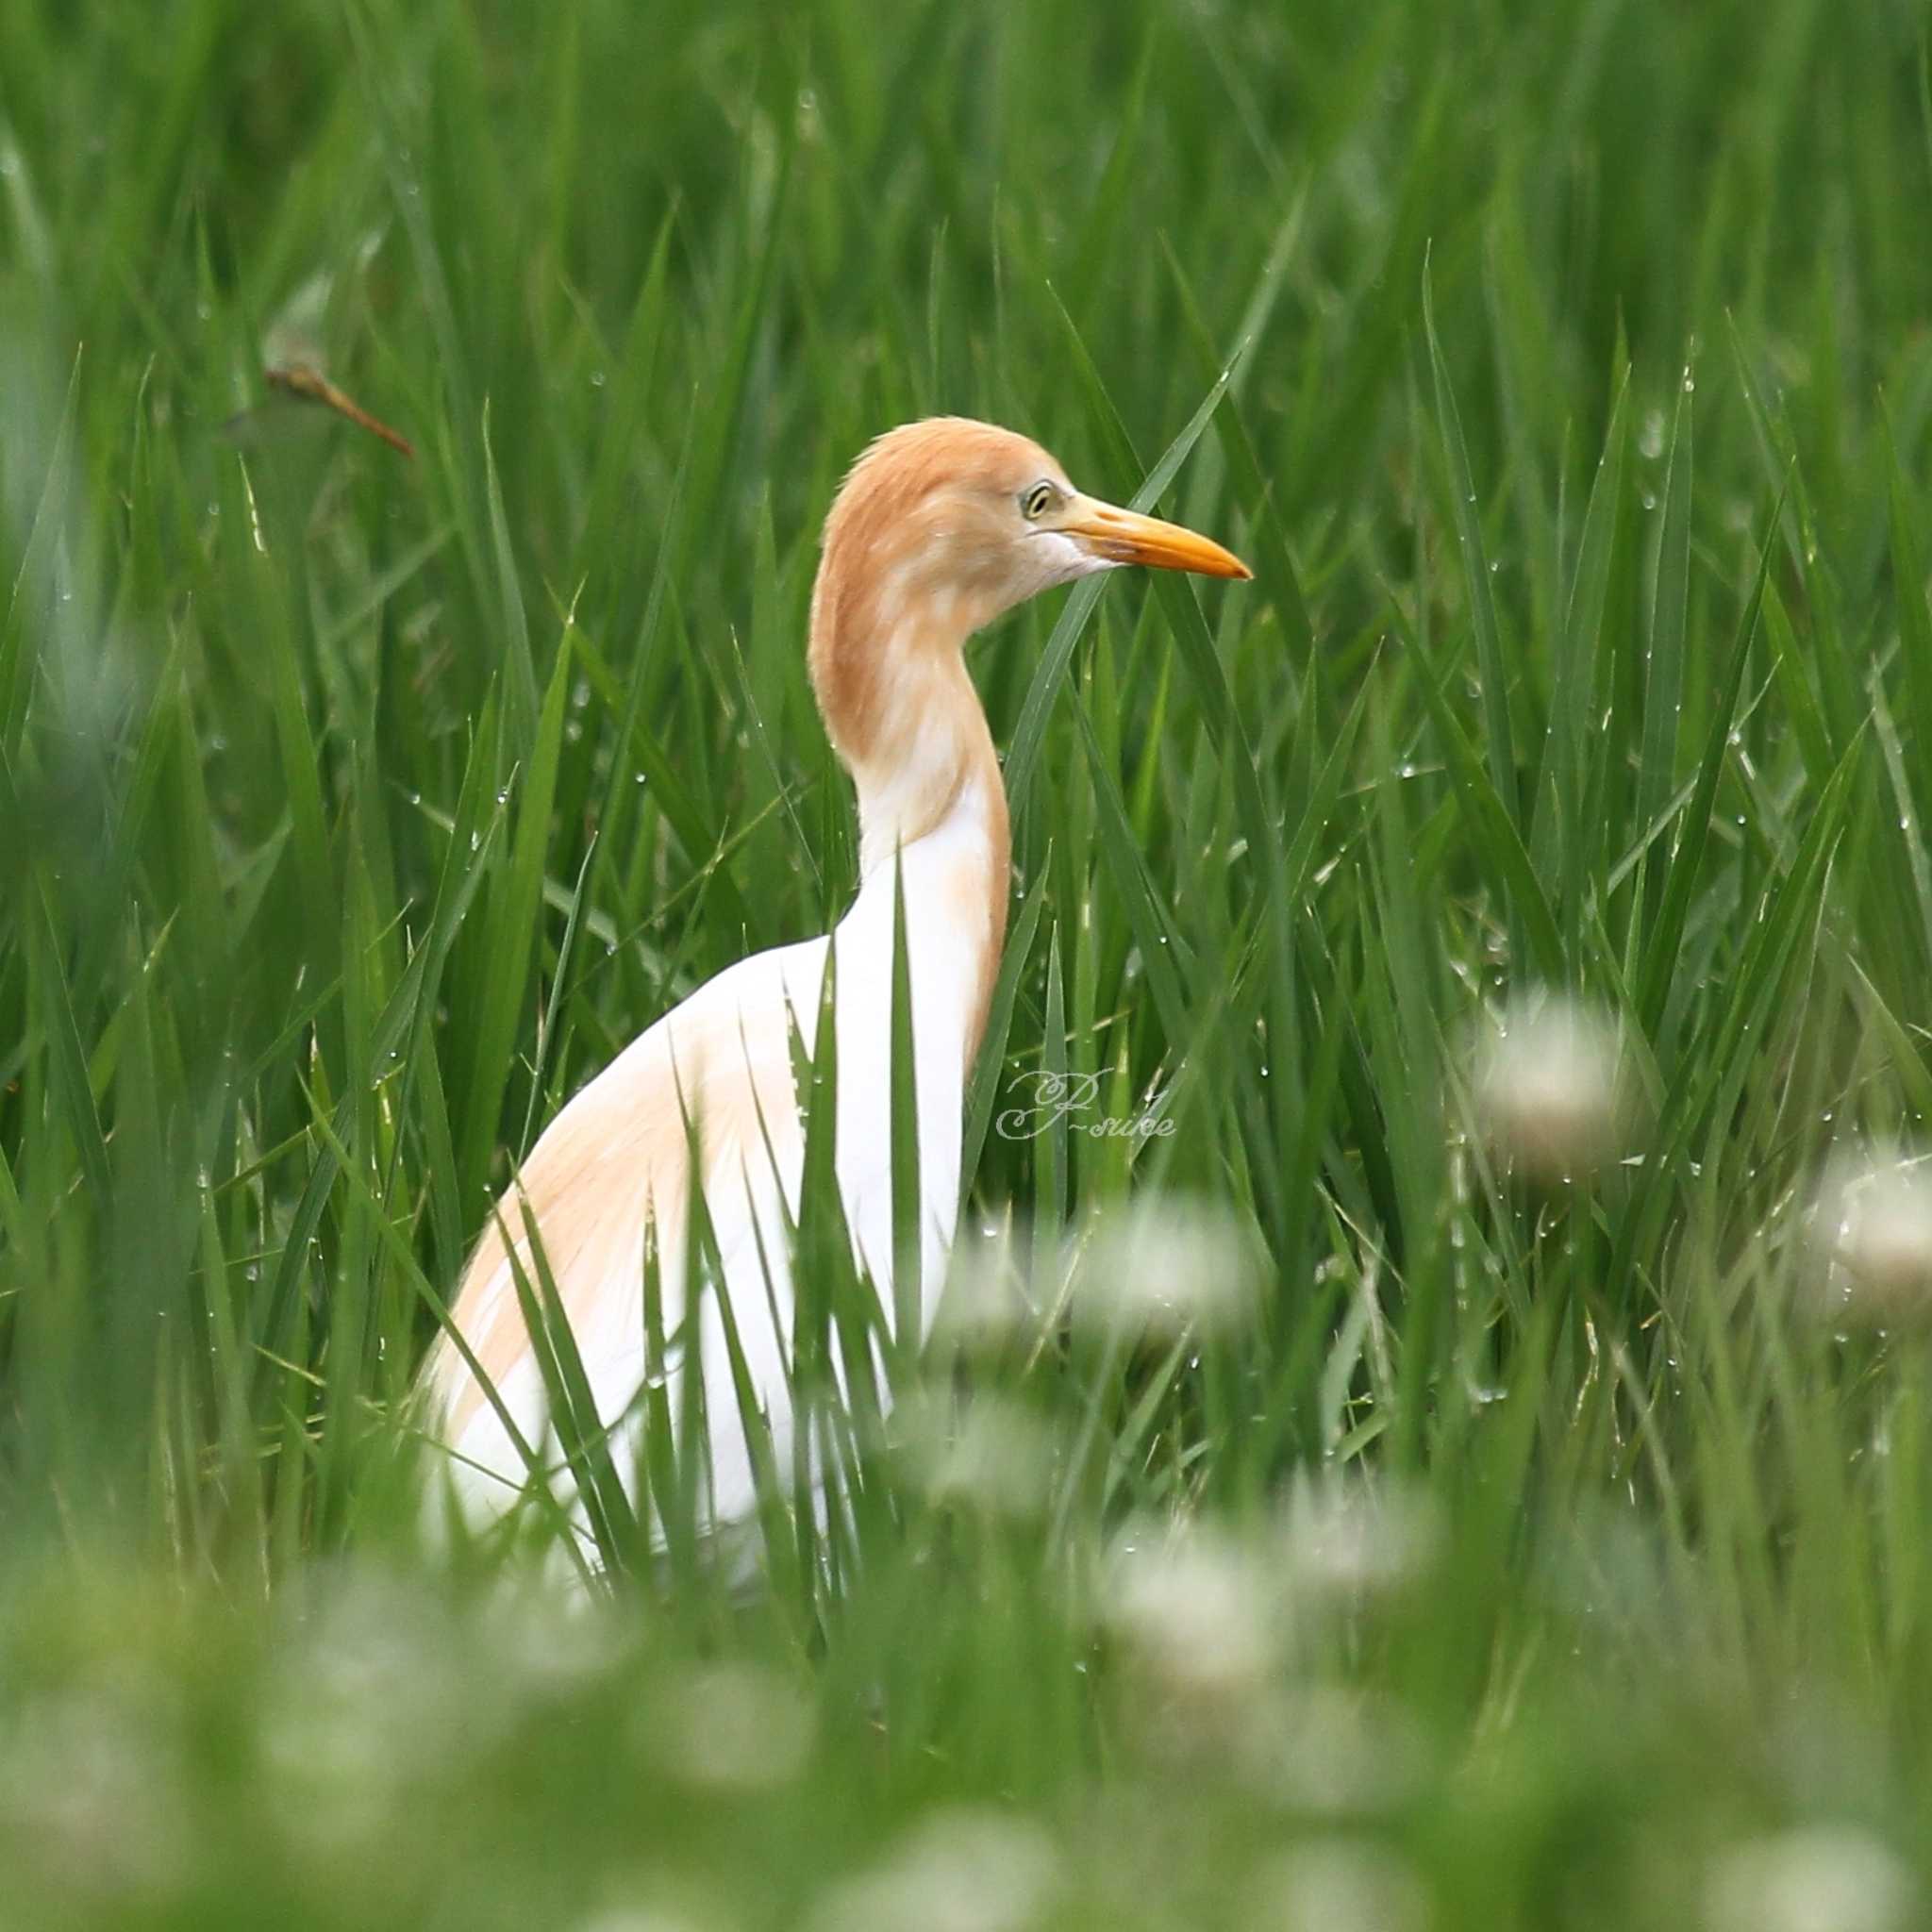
[1021,481,1057,521]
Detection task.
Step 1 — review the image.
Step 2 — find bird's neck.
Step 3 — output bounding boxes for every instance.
[812,626,1011,1064]
[846,654,1003,866]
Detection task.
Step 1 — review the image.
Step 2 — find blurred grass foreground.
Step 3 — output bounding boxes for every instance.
[6,1,1932,1926]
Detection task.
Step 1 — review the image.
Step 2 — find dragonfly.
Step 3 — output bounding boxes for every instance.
[257,361,415,459]
[222,254,415,458]
[224,357,415,462]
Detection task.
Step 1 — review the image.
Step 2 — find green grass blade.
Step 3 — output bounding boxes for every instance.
[1424,255,1518,827]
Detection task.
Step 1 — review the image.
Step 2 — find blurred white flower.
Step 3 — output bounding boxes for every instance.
[1103,1524,1278,1731]
[575,1908,720,1932]
[808,1809,1059,1932]
[940,1199,1260,1346]
[1809,1153,1932,1324]
[1254,1685,1429,1817]
[898,1391,1059,1519]
[1244,1837,1431,1931]
[0,1686,190,1901]
[934,1218,1042,1347]
[1066,1198,1261,1338]
[488,1588,631,1699]
[1282,1478,1440,1605]
[1470,996,1626,1182]
[1705,1824,1916,1932]
[258,1573,467,1855]
[646,1661,813,1793]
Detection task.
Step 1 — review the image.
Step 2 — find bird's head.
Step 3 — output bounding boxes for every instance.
[810,416,1249,761]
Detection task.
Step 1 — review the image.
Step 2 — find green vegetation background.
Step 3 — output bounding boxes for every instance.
[4,0,1932,1925]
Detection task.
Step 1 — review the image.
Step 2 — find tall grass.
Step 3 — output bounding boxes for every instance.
[5,0,1932,1923]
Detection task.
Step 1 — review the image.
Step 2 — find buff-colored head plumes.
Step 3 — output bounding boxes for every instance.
[808,416,1248,764]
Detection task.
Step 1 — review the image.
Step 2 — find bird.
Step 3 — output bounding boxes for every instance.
[418,416,1250,1565]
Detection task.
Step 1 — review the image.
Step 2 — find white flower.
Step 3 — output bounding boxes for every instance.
[644,1662,813,1792]
[1066,1198,1260,1338]
[575,1913,717,1932]
[1253,1686,1428,1817]
[1281,1478,1439,1604]
[487,1587,631,1699]
[1470,996,1626,1181]
[0,1685,190,1902]
[258,1573,467,1856]
[1103,1524,1277,1710]
[1706,1824,1916,1932]
[808,1810,1059,1932]
[897,1391,1059,1520]
[1244,1837,1431,1931]
[1810,1153,1932,1323]
[933,1217,1043,1348]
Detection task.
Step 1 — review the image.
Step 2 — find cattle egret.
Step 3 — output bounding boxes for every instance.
[420,416,1250,1557]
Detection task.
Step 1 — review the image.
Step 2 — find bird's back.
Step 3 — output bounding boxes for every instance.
[422,930,826,1538]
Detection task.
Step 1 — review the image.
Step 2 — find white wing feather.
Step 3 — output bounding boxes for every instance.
[421,815,979,1549]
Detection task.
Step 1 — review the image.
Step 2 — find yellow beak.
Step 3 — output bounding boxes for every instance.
[1058,495,1252,580]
